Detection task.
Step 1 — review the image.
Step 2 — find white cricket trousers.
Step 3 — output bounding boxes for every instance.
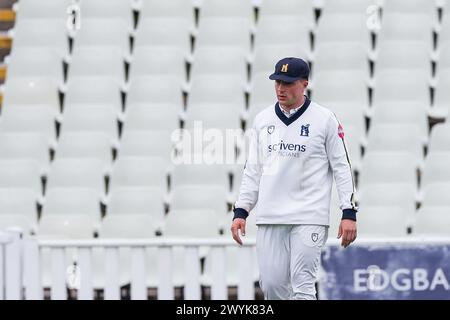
[256,224,328,300]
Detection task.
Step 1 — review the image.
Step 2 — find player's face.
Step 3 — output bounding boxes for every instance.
[275,79,308,107]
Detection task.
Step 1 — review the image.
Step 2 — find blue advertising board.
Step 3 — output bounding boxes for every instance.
[319,242,450,299]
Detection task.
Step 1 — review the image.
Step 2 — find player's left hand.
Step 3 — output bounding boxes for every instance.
[338,219,357,248]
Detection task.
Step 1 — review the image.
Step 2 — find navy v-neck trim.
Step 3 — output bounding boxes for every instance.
[275,97,311,126]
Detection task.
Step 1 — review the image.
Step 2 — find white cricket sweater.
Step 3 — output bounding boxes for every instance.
[235,97,357,226]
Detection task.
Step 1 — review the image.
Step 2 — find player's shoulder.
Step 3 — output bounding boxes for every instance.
[309,100,335,120]
[251,104,276,126]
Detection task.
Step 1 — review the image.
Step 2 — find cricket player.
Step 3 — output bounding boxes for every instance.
[231,57,358,300]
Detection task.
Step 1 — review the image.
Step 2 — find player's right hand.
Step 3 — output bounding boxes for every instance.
[231,218,246,245]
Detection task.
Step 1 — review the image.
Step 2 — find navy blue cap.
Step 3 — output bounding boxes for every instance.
[269,57,310,83]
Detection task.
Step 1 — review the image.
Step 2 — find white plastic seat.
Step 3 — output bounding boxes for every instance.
[45,158,106,195]
[369,102,428,138]
[195,17,251,53]
[382,0,436,16]
[7,48,64,83]
[190,47,247,80]
[79,0,134,30]
[187,75,245,108]
[311,71,369,108]
[129,46,186,79]
[421,152,450,187]
[38,214,95,238]
[0,188,38,227]
[357,183,416,215]
[0,160,41,196]
[107,187,165,229]
[126,76,183,107]
[321,0,375,15]
[163,209,221,238]
[64,76,122,113]
[431,70,450,119]
[100,214,158,238]
[184,104,242,130]
[0,215,33,235]
[372,70,430,109]
[199,0,253,19]
[374,42,432,76]
[420,183,450,207]
[122,104,180,132]
[0,105,57,141]
[60,104,119,139]
[413,206,450,236]
[358,152,417,188]
[73,18,130,56]
[139,0,195,27]
[436,44,450,76]
[254,17,310,51]
[171,163,230,190]
[378,14,434,48]
[15,0,71,20]
[55,132,113,165]
[12,20,69,58]
[0,133,50,174]
[313,43,369,77]
[356,206,410,238]
[42,187,101,221]
[428,123,450,153]
[258,0,314,28]
[109,156,168,190]
[251,44,310,75]
[170,185,229,217]
[134,18,191,53]
[315,14,371,49]
[248,72,277,117]
[440,13,450,50]
[68,46,125,85]
[119,130,174,162]
[2,77,60,115]
[365,124,424,160]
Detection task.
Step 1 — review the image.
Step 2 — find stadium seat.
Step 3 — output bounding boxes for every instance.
[79,0,134,30]
[55,132,113,165]
[38,214,95,238]
[356,206,410,237]
[139,0,195,27]
[254,17,310,53]
[60,104,119,139]
[109,156,168,190]
[0,133,50,174]
[189,47,247,81]
[195,17,251,53]
[163,209,222,238]
[0,159,41,196]
[187,75,245,108]
[0,105,57,142]
[258,0,314,29]
[12,19,69,58]
[431,70,450,119]
[358,152,417,188]
[426,123,450,154]
[0,188,38,228]
[68,47,125,85]
[419,183,450,207]
[365,124,424,164]
[45,158,106,195]
[6,48,64,84]
[248,72,277,117]
[128,47,186,80]
[118,130,174,162]
[121,104,180,133]
[15,0,71,21]
[421,152,450,187]
[134,18,191,53]
[64,76,122,114]
[42,187,102,222]
[73,18,130,56]
[184,103,242,130]
[126,76,183,107]
[382,0,437,16]
[2,77,60,116]
[199,0,253,19]
[321,0,375,15]
[413,206,450,236]
[371,70,430,110]
[0,215,34,235]
[106,187,165,231]
[171,163,230,191]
